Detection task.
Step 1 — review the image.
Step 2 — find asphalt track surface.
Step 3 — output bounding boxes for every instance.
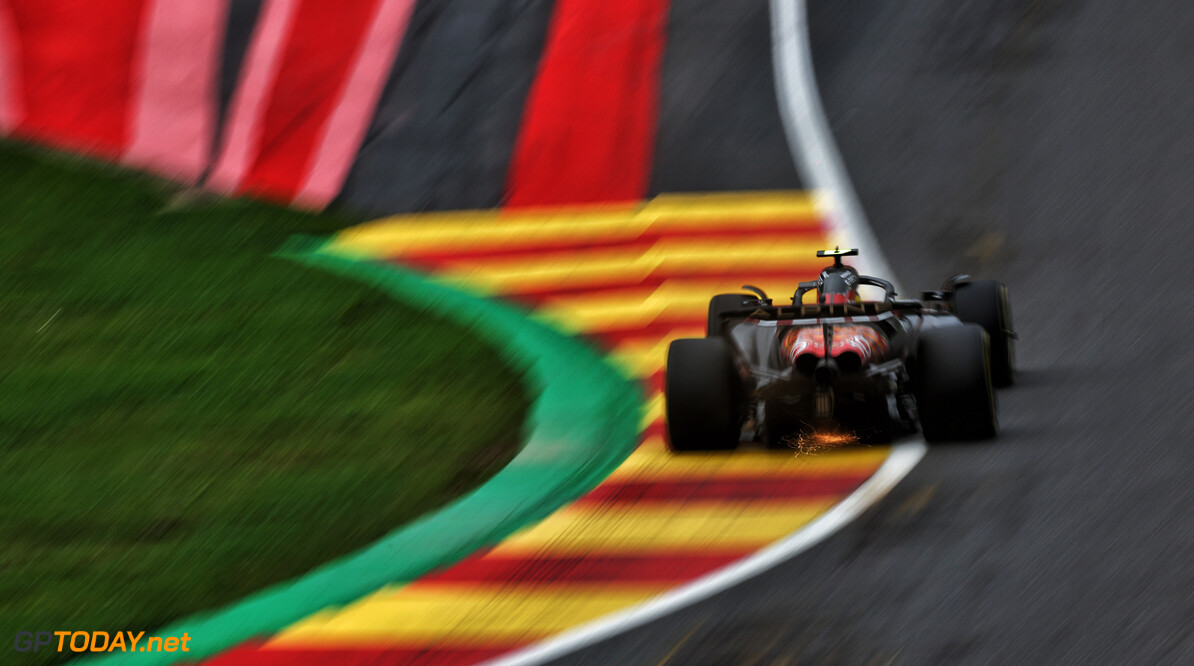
[649,0,799,194]
[561,1,1194,664]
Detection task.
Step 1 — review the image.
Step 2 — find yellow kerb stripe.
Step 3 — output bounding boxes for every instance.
[269,584,661,645]
[642,394,664,427]
[488,501,837,556]
[330,192,820,256]
[527,280,771,334]
[609,440,891,481]
[420,238,827,295]
[609,338,671,379]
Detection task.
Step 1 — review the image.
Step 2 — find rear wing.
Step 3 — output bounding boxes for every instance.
[716,299,937,327]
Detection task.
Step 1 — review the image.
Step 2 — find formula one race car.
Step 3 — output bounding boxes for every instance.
[665,248,1015,450]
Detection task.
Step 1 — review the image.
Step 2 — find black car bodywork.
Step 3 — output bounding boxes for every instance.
[665,249,1015,450]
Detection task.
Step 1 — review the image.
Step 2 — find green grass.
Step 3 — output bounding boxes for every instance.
[0,142,529,663]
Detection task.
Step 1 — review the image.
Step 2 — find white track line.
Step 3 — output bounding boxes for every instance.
[770,0,895,281]
[488,1,927,663]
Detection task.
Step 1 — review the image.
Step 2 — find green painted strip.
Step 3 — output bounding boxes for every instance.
[89,239,643,665]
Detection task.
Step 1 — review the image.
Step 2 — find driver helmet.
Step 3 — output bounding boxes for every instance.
[818,265,861,304]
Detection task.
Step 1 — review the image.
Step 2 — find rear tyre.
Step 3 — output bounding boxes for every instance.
[953,279,1015,386]
[707,294,756,336]
[665,338,742,452]
[916,324,998,442]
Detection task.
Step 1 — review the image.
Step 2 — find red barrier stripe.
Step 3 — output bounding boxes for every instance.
[505,0,670,206]
[207,0,301,193]
[576,476,872,505]
[420,553,743,585]
[237,0,383,200]
[7,0,151,156]
[293,0,416,207]
[204,643,516,666]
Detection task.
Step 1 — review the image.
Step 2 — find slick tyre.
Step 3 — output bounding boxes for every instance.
[665,338,742,452]
[953,279,1015,386]
[707,294,756,336]
[916,324,998,443]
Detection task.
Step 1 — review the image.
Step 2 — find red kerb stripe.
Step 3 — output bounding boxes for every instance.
[576,476,872,505]
[383,224,824,265]
[421,553,743,585]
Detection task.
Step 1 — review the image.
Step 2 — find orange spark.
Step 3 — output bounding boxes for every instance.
[788,429,859,456]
